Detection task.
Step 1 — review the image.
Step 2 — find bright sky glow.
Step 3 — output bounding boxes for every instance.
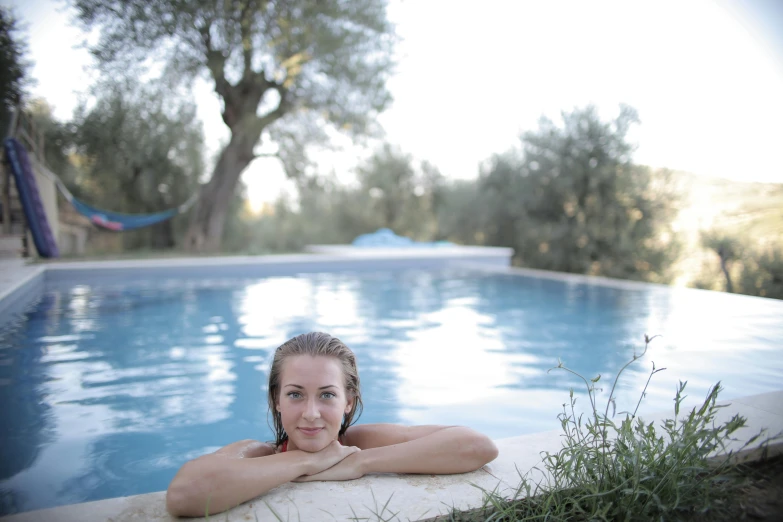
[5,0,783,211]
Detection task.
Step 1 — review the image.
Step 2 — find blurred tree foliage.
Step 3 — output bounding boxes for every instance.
[356,144,442,240]
[73,0,396,251]
[696,233,783,299]
[738,244,783,299]
[0,6,30,134]
[236,106,682,283]
[695,185,783,299]
[224,145,442,252]
[700,230,738,293]
[26,99,76,178]
[428,106,682,282]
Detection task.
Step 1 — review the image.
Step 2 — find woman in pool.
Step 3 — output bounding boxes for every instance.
[166,331,499,517]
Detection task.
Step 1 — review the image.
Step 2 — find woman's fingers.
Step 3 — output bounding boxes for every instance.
[306,441,361,475]
[342,445,361,456]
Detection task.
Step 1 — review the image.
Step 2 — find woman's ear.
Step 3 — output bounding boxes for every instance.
[344,395,354,415]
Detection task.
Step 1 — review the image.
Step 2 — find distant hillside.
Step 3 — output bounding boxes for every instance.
[659,169,783,287]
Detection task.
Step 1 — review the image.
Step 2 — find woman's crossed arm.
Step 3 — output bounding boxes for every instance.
[297,424,498,482]
[166,439,358,517]
[166,425,497,517]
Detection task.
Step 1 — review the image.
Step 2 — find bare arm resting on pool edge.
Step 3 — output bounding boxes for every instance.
[165,439,359,517]
[165,425,497,517]
[297,424,499,482]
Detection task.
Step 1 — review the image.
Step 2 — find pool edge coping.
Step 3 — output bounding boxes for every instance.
[0,263,45,324]
[2,389,782,522]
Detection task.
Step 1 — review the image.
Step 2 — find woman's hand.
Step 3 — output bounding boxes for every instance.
[302,440,361,476]
[295,452,364,482]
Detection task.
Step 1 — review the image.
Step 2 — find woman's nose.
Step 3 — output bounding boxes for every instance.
[303,399,320,421]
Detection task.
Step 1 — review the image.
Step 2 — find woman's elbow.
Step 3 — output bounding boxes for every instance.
[166,481,215,518]
[473,435,499,466]
[166,462,214,517]
[459,431,498,470]
[166,482,188,517]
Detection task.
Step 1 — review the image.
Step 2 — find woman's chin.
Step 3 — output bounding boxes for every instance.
[293,438,331,453]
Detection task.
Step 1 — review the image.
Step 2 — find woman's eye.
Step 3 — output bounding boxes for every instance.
[288,392,302,399]
[321,392,336,399]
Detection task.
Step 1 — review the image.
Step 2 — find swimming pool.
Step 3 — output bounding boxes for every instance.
[1,266,782,514]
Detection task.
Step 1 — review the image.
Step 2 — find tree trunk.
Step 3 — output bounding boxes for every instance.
[182,63,285,252]
[151,220,174,249]
[718,246,734,293]
[183,128,258,252]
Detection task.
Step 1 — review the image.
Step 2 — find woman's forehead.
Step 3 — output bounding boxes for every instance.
[280,355,344,385]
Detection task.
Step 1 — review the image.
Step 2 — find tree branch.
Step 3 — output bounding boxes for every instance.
[253,152,281,160]
[198,22,231,102]
[240,1,254,80]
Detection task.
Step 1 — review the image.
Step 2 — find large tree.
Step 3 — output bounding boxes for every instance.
[74,0,395,251]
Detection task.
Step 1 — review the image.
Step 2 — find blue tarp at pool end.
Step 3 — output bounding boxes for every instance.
[352,228,454,248]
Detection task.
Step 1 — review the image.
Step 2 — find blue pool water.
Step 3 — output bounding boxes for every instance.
[1,268,782,514]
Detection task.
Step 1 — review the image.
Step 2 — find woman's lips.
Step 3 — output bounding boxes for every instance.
[298,427,324,436]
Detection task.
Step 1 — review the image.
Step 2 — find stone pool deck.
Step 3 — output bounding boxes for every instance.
[2,389,782,522]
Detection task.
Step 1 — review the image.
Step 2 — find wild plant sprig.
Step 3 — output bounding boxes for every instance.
[438,334,770,522]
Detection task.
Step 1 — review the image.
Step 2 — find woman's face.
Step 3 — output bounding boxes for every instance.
[276,355,354,452]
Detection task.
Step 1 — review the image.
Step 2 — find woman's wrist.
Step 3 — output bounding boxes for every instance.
[354,447,372,475]
[289,449,317,476]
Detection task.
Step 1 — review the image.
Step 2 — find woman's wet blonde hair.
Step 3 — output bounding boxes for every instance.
[267,332,363,447]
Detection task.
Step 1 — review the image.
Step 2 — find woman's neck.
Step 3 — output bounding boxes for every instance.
[282,436,342,453]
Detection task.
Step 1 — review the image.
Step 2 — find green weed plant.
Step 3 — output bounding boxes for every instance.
[442,335,768,522]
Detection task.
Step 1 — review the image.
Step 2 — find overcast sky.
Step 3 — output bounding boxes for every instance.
[6,0,783,208]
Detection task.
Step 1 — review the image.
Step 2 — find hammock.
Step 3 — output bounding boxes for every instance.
[67,195,196,231]
[8,138,200,232]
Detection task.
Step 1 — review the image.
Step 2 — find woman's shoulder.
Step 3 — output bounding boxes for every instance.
[343,423,452,449]
[213,439,277,458]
